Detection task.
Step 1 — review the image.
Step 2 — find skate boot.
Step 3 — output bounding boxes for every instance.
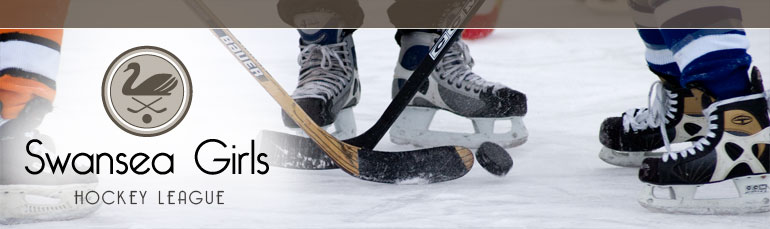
[282,29,360,139]
[390,31,527,149]
[0,98,99,224]
[638,67,770,214]
[599,71,712,167]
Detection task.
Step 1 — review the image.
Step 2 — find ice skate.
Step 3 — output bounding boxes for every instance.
[599,71,712,167]
[637,67,770,214]
[0,98,100,224]
[390,31,527,149]
[282,29,360,139]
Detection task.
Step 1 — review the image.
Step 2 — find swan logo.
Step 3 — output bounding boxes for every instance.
[103,46,192,137]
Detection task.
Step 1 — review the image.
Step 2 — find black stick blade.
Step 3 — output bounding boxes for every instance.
[260,130,338,170]
[358,146,473,184]
[261,130,473,183]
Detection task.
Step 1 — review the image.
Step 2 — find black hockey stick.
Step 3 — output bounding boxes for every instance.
[260,4,485,170]
[185,0,481,184]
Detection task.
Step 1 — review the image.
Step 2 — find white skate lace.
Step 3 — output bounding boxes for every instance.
[662,114,718,162]
[661,92,768,162]
[294,42,354,101]
[622,81,679,152]
[438,41,499,93]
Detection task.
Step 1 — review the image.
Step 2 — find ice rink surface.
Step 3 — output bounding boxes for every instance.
[9,29,770,228]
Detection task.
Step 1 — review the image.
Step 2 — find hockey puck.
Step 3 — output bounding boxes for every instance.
[475,142,513,176]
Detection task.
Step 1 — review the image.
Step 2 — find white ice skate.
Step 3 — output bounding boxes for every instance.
[1,99,100,224]
[390,31,528,149]
[638,68,770,214]
[1,182,100,224]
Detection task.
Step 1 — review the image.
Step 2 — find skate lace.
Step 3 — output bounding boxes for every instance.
[662,109,719,162]
[622,81,679,152]
[294,42,354,101]
[662,91,770,161]
[437,41,498,93]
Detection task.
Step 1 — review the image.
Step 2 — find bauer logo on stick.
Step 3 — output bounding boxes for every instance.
[103,46,193,137]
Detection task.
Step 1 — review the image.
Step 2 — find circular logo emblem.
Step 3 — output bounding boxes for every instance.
[103,46,192,137]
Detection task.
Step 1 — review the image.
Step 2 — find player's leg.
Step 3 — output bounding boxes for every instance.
[1,29,99,224]
[637,28,769,214]
[621,0,769,212]
[389,28,528,149]
[276,0,363,139]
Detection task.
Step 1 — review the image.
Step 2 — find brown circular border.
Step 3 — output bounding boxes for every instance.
[102,46,193,137]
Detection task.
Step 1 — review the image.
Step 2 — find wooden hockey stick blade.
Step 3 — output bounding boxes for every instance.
[185,0,475,183]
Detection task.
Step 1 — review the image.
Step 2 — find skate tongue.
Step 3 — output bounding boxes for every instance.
[298,28,345,45]
[295,11,346,46]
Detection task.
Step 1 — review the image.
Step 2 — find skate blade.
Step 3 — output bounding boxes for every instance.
[290,108,357,140]
[390,107,528,149]
[599,142,694,167]
[0,183,100,224]
[638,174,770,215]
[598,147,662,167]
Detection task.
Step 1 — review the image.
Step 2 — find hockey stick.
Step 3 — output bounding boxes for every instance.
[259,2,486,170]
[185,0,479,184]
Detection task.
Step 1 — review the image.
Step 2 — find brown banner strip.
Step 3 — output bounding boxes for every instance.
[1,0,768,28]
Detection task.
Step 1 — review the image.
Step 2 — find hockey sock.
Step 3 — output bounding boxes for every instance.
[0,30,60,120]
[297,29,355,45]
[638,29,682,80]
[659,29,753,100]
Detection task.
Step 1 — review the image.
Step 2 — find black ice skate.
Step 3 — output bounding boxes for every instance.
[599,71,711,167]
[390,31,527,149]
[637,67,770,214]
[282,29,360,139]
[0,98,99,224]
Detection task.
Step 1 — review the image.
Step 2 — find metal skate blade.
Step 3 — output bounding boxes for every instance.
[599,143,693,167]
[638,174,770,214]
[0,183,100,224]
[289,108,356,140]
[390,107,527,149]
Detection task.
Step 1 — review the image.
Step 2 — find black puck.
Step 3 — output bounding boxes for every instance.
[476,142,513,176]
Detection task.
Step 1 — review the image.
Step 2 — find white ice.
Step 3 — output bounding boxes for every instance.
[9,28,770,228]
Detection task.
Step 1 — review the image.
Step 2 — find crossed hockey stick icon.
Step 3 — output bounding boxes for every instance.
[127,97,168,114]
